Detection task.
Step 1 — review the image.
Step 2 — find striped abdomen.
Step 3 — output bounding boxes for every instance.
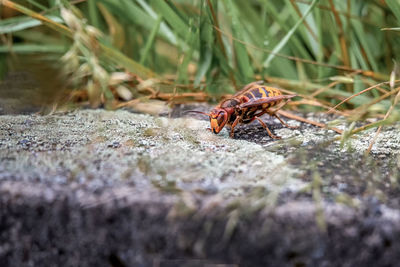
[238,86,282,123]
[243,85,282,109]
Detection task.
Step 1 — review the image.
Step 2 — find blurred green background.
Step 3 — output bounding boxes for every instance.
[1,0,400,117]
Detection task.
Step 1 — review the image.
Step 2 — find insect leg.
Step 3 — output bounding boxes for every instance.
[271,99,290,112]
[270,113,299,129]
[254,116,281,139]
[230,116,241,138]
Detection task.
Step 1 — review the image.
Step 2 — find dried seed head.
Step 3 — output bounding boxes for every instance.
[76,63,91,78]
[86,25,103,38]
[391,60,399,89]
[390,70,396,89]
[60,48,79,73]
[60,48,76,62]
[93,64,109,87]
[61,8,81,32]
[329,76,354,84]
[109,72,133,85]
[137,78,157,91]
[116,85,133,101]
[87,79,102,108]
[75,31,91,48]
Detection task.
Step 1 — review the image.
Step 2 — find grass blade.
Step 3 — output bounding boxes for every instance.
[140,15,162,65]
[224,0,254,83]
[88,0,100,28]
[1,0,70,36]
[195,0,214,86]
[150,0,188,39]
[386,0,400,25]
[0,44,66,53]
[98,3,125,49]
[135,0,177,45]
[263,0,320,68]
[177,19,197,84]
[2,0,156,78]
[0,15,63,34]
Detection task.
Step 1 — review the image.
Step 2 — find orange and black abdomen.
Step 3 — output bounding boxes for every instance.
[243,86,282,109]
[233,86,283,124]
[244,86,281,100]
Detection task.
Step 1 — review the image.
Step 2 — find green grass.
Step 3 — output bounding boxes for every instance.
[1,0,400,123]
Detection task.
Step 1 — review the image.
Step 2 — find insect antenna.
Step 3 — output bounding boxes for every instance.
[184,110,211,117]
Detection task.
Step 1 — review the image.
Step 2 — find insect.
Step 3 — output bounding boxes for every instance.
[187,81,297,139]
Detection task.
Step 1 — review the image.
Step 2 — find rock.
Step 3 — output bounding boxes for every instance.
[0,109,400,266]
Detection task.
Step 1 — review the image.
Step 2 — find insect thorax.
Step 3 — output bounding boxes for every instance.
[220,98,240,108]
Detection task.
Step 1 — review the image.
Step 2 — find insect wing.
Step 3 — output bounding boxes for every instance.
[238,95,296,109]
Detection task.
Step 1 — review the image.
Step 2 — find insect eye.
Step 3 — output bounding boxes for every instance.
[217,112,226,124]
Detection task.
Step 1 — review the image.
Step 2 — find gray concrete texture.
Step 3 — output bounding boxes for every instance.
[1,108,400,266]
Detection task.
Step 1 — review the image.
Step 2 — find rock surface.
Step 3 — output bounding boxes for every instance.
[1,109,400,266]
